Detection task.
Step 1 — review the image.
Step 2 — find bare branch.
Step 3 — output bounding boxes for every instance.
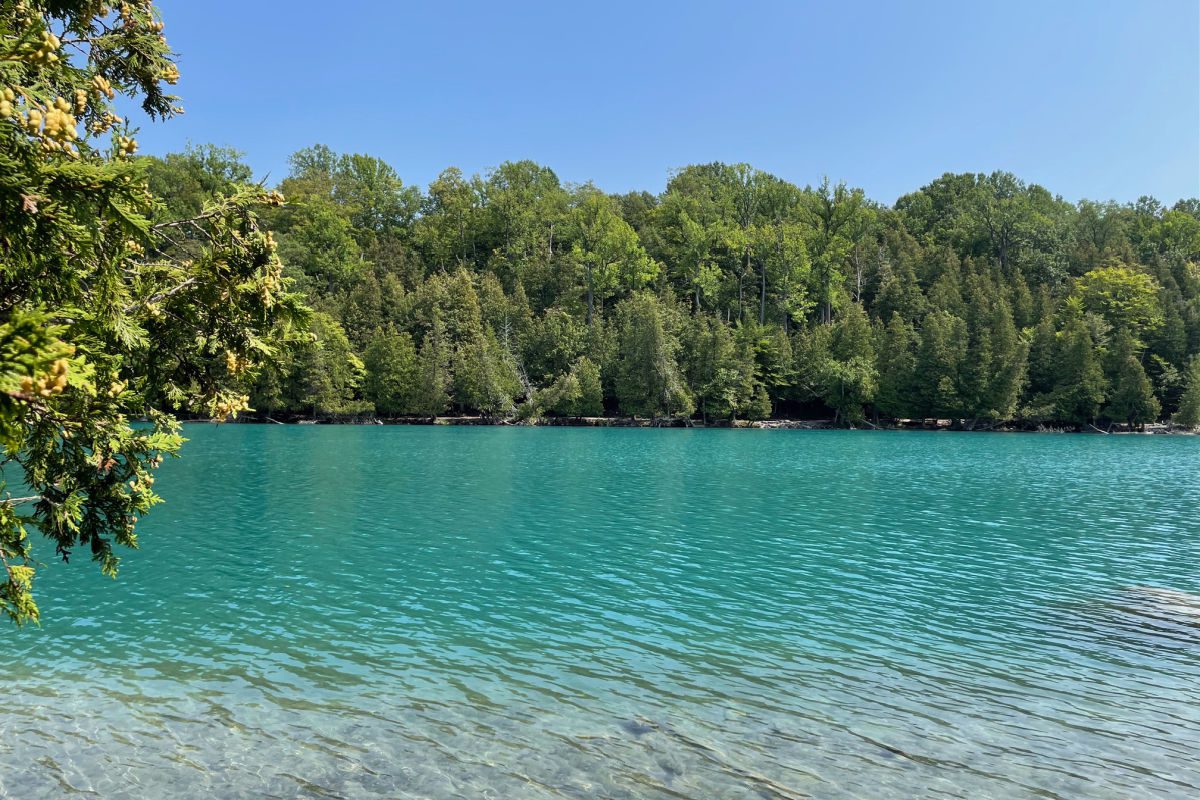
[150,207,221,232]
[123,276,195,313]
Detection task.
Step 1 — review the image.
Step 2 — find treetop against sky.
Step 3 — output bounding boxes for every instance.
[147,0,1199,205]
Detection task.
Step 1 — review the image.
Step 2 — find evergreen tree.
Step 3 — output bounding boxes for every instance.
[873,261,926,323]
[1026,316,1059,397]
[293,312,367,416]
[0,0,306,625]
[683,315,743,421]
[876,313,918,419]
[440,269,487,345]
[915,311,968,418]
[454,330,521,415]
[250,349,294,419]
[927,268,966,318]
[412,318,452,416]
[341,272,385,347]
[1051,311,1107,426]
[819,303,877,424]
[962,282,1027,421]
[746,385,774,421]
[572,357,605,416]
[479,272,532,351]
[363,328,419,415]
[613,292,693,417]
[1174,357,1200,429]
[1104,331,1160,428]
[731,330,768,420]
[758,326,796,396]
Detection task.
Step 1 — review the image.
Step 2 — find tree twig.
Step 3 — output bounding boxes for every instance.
[123,276,195,313]
[1,495,41,507]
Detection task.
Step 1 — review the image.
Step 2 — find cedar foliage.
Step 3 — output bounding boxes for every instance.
[1,1,305,625]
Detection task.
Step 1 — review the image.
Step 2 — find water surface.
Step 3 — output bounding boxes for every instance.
[3,427,1199,798]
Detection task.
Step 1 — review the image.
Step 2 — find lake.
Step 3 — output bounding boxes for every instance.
[3,427,1199,798]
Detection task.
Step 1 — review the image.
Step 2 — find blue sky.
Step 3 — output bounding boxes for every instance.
[148,0,1198,204]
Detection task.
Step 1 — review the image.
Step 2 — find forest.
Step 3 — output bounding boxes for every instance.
[148,145,1200,429]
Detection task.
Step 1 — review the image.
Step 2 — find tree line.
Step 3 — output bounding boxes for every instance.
[149,145,1200,429]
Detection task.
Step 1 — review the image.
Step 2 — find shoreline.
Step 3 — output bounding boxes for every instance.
[195,416,1197,435]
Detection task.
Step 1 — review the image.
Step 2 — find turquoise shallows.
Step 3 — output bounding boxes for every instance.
[4,427,1200,798]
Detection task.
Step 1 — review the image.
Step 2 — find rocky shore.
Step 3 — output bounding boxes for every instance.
[222,416,1196,434]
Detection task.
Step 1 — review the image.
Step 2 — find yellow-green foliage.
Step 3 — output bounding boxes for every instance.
[0,1,306,625]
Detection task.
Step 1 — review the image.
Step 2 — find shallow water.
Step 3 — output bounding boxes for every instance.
[3,427,1200,798]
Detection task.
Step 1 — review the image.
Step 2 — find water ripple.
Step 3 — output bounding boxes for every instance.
[2,428,1199,798]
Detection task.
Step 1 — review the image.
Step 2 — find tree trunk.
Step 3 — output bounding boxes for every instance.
[586,267,595,326]
[854,250,863,303]
[760,259,767,325]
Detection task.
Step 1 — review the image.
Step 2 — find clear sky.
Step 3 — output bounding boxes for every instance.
[148,0,1198,204]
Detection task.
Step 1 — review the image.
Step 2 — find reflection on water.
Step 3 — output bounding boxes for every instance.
[3,427,1199,798]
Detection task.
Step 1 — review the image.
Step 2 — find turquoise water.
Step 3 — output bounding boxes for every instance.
[3,427,1200,798]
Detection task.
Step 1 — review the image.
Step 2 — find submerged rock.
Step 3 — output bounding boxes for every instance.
[618,718,656,737]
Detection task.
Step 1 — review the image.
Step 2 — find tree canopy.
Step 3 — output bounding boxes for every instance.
[199,150,1199,436]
